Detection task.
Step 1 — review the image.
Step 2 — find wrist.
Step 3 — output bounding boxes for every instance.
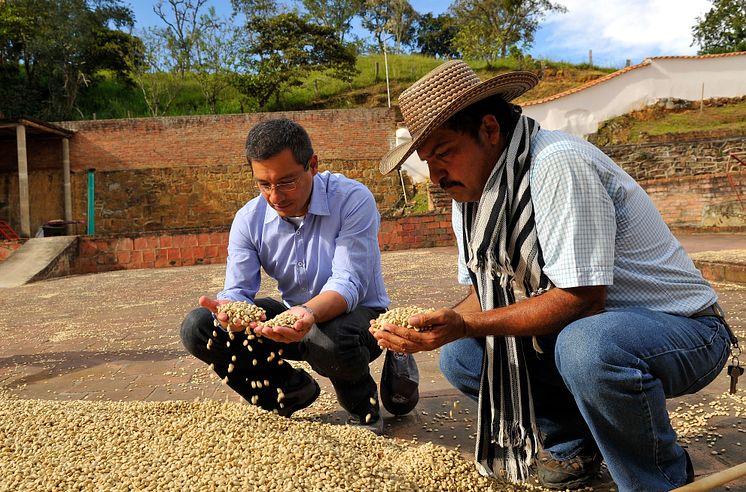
[298,304,316,321]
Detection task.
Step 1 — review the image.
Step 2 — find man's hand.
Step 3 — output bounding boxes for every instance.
[369,308,467,353]
[198,295,265,333]
[252,305,315,344]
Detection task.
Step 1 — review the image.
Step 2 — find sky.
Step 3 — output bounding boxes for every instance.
[126,0,712,69]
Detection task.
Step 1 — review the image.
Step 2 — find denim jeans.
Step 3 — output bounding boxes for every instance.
[439,308,731,491]
[181,297,384,418]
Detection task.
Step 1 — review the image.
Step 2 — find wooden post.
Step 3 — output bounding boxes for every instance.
[589,49,593,66]
[700,83,705,113]
[314,79,319,98]
[62,137,72,234]
[626,59,631,67]
[16,124,31,238]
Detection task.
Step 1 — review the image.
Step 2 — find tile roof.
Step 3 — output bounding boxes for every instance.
[523,51,746,107]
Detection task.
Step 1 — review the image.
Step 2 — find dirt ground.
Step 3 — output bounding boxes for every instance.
[1,241,745,491]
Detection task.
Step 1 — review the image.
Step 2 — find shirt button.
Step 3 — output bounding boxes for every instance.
[297,261,304,267]
[296,230,301,236]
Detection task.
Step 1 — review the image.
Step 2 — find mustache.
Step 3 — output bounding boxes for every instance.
[439,179,461,190]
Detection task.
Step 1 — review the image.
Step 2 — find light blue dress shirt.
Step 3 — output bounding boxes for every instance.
[219,171,390,312]
[454,129,716,315]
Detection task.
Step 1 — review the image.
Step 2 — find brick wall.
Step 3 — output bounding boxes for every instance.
[640,170,746,228]
[70,213,456,274]
[75,228,230,274]
[0,240,22,262]
[0,109,402,236]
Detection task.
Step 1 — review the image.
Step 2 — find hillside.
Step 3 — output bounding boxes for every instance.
[590,96,746,146]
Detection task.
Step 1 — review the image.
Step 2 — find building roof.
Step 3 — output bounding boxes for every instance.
[0,116,75,141]
[523,51,746,107]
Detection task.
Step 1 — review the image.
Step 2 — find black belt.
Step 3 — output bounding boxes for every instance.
[691,303,738,345]
[691,302,725,319]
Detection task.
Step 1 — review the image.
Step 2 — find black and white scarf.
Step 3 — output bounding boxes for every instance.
[462,115,553,482]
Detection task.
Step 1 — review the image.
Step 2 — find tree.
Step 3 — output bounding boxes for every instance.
[194,7,239,113]
[126,27,180,117]
[450,0,566,61]
[416,12,460,59]
[692,0,746,54]
[233,12,357,107]
[360,0,418,53]
[153,0,209,78]
[0,0,140,119]
[301,0,364,43]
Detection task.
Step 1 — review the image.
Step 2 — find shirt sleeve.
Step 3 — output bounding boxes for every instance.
[531,146,616,288]
[218,208,262,302]
[319,184,380,312]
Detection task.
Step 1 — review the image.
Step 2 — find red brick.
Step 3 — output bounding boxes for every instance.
[167,248,181,260]
[205,245,219,258]
[133,237,148,250]
[114,238,134,251]
[160,235,173,247]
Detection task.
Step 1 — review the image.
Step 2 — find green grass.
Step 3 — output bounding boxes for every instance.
[594,98,746,144]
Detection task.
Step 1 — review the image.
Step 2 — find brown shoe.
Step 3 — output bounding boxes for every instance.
[536,449,602,490]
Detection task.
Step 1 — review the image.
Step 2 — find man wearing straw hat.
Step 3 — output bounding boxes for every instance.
[371,60,736,491]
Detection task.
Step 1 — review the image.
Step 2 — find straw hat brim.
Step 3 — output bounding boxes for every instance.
[379,71,538,175]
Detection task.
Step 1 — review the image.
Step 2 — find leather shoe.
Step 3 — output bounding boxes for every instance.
[277,369,320,418]
[536,449,602,490]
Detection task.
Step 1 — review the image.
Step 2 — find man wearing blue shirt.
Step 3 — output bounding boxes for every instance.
[372,61,735,490]
[181,118,389,433]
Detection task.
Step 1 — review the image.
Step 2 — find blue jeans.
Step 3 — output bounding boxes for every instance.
[440,308,731,491]
[181,298,384,417]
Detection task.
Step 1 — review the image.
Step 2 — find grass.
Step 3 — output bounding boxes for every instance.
[593,98,746,145]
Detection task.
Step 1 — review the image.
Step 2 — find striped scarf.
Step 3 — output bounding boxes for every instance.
[462,115,553,482]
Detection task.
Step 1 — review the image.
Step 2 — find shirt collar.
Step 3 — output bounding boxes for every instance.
[263,173,330,224]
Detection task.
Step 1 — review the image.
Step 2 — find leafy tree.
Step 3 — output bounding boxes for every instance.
[450,0,566,61]
[300,0,364,43]
[360,0,418,53]
[126,27,181,116]
[0,0,139,119]
[233,12,357,107]
[692,0,746,54]
[416,12,460,59]
[153,0,209,78]
[194,7,239,113]
[360,0,390,53]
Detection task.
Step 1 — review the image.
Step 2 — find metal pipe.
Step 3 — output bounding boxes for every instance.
[87,168,95,235]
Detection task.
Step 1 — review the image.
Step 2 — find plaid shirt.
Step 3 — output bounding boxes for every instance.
[454,129,716,316]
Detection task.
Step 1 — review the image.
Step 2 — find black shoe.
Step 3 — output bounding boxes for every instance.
[277,369,320,418]
[346,413,384,435]
[684,449,695,484]
[536,450,602,490]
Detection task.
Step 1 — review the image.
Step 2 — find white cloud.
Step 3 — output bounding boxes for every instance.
[532,0,712,66]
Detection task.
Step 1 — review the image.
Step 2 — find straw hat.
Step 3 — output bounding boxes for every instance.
[379,60,539,175]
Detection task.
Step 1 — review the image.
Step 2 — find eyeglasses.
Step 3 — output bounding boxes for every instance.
[255,175,302,194]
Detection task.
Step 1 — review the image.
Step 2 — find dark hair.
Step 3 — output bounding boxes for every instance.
[245,118,314,170]
[443,95,523,140]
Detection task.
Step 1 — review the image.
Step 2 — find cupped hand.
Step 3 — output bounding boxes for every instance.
[252,306,314,344]
[369,307,466,353]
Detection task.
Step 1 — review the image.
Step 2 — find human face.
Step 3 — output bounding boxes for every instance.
[416,115,504,203]
[251,148,317,218]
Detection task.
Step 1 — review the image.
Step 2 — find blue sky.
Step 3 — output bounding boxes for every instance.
[126,0,712,68]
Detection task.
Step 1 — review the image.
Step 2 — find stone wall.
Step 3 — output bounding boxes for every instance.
[0,109,403,236]
[602,136,746,181]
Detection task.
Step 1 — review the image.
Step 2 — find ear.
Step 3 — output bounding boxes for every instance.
[307,155,319,175]
[481,115,502,146]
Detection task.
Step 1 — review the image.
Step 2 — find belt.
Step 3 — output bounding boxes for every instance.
[690,302,725,319]
[691,302,738,345]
